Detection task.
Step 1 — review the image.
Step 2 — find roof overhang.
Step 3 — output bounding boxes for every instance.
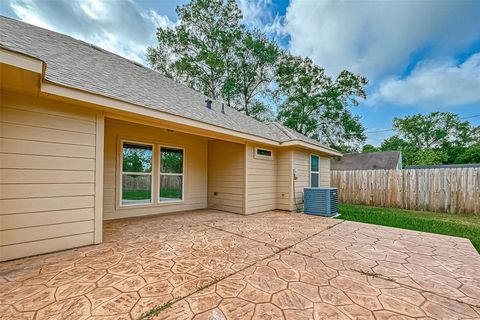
[0,47,341,157]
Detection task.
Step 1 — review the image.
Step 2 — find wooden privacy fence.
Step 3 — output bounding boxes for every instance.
[331,168,480,214]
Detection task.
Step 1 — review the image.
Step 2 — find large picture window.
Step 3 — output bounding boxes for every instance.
[310,154,319,188]
[159,147,184,202]
[121,142,153,205]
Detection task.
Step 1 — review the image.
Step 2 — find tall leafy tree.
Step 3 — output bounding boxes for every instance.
[276,54,368,152]
[147,0,243,100]
[225,29,280,120]
[379,112,480,166]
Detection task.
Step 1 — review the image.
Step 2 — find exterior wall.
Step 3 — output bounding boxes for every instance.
[207,140,245,214]
[245,144,277,214]
[0,92,102,261]
[243,146,332,213]
[277,149,293,211]
[103,118,208,220]
[292,150,309,210]
[292,149,331,210]
[320,156,331,186]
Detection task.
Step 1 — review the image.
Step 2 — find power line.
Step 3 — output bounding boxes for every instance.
[365,128,395,134]
[365,114,480,134]
[461,114,480,119]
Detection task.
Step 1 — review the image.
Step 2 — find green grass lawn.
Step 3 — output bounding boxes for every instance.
[337,204,480,253]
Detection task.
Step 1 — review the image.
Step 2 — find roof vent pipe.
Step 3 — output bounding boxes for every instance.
[205,99,212,109]
[221,102,225,114]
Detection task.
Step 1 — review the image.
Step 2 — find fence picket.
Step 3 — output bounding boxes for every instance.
[331,168,479,215]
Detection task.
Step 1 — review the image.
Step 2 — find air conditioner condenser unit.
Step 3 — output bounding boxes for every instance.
[303,187,339,217]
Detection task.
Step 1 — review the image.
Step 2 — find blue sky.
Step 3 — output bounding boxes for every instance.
[1,0,479,145]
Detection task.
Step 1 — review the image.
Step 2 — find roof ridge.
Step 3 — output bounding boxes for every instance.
[269,122,296,140]
[1,16,341,155]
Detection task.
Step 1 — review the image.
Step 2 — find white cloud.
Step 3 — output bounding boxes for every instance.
[10,0,52,29]
[4,0,175,63]
[371,53,480,108]
[238,0,270,27]
[284,0,480,80]
[237,0,286,38]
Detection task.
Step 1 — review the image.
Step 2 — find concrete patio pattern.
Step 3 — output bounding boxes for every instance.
[0,210,479,320]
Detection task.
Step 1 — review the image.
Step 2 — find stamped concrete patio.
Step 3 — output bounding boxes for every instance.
[1,209,479,320]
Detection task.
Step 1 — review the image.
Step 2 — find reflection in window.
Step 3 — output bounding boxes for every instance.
[159,147,183,201]
[256,148,272,158]
[121,142,153,205]
[310,154,319,188]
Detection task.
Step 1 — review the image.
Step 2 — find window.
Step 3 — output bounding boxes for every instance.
[159,147,184,201]
[121,142,153,205]
[255,147,272,160]
[310,154,319,187]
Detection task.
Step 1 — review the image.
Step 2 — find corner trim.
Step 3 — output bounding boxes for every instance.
[94,111,104,244]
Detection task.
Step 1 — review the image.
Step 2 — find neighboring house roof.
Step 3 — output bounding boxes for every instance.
[331,151,402,170]
[0,16,339,155]
[405,163,480,169]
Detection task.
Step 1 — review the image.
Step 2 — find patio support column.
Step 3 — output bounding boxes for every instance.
[94,111,105,244]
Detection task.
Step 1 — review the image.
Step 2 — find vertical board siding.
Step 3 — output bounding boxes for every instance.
[0,92,97,261]
[331,168,480,215]
[246,144,277,214]
[103,118,208,220]
[208,140,245,214]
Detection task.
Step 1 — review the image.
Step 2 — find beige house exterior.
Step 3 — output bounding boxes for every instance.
[0,17,340,262]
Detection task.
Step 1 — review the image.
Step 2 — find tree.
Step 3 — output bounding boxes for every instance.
[147,0,243,100]
[454,143,480,163]
[392,112,475,151]
[362,144,379,153]
[225,29,280,119]
[276,54,368,152]
[379,112,480,166]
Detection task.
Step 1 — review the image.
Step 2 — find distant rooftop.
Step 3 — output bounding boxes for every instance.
[331,151,402,170]
[405,163,480,169]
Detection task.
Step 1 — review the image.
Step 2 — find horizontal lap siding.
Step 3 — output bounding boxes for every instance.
[103,118,208,220]
[277,149,292,211]
[320,157,331,187]
[0,92,97,261]
[246,144,277,214]
[208,140,245,214]
[292,149,332,210]
[292,151,309,210]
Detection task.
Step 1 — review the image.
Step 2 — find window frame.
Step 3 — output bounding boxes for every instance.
[310,153,320,188]
[254,147,273,160]
[119,139,154,207]
[158,145,185,203]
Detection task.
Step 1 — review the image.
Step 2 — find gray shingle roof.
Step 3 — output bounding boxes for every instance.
[331,151,402,170]
[0,16,337,154]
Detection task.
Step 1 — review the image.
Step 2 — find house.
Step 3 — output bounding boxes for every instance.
[331,151,402,170]
[0,16,341,261]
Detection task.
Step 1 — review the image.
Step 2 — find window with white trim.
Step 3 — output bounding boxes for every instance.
[121,142,153,205]
[159,147,184,201]
[310,154,320,187]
